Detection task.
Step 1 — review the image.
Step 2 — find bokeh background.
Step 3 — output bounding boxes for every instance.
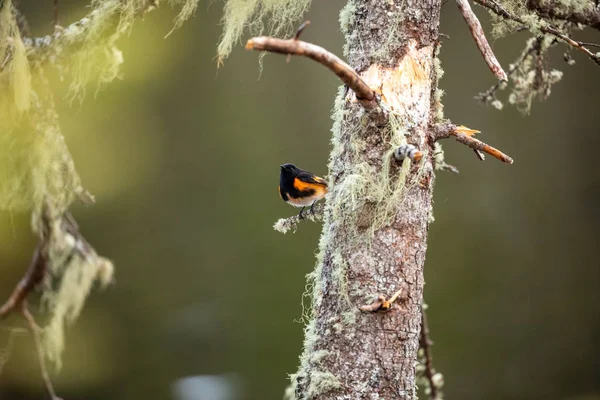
[0,1,599,399]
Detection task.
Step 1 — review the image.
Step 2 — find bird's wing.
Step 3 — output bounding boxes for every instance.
[296,171,328,187]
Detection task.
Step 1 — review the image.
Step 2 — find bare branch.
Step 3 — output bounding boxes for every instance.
[246,36,378,109]
[473,0,600,66]
[433,123,514,164]
[457,0,508,81]
[420,309,443,400]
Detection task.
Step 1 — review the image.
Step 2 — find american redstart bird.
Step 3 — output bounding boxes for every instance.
[279,163,328,217]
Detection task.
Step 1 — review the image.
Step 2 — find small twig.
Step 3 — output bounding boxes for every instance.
[359,288,403,312]
[0,49,12,71]
[420,308,443,400]
[433,123,514,164]
[0,210,63,400]
[0,328,27,375]
[476,40,540,103]
[287,21,311,62]
[273,202,325,234]
[456,0,508,81]
[0,243,47,320]
[578,41,600,48]
[53,0,59,27]
[246,34,377,109]
[294,20,310,40]
[473,0,600,66]
[22,304,62,400]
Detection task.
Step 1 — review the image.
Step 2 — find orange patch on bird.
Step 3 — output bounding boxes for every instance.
[294,178,328,194]
[348,40,432,114]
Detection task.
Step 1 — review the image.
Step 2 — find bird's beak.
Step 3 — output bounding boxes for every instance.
[280,165,285,170]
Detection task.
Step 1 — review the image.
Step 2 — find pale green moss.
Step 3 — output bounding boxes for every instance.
[433,43,445,121]
[42,251,114,369]
[168,0,199,31]
[0,0,31,112]
[339,0,356,36]
[307,371,342,398]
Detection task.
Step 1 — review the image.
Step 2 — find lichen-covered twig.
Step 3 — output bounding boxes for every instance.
[273,202,325,234]
[246,33,377,109]
[433,123,514,164]
[22,0,158,62]
[0,207,106,400]
[0,214,62,400]
[359,288,403,312]
[0,242,47,320]
[527,0,600,31]
[473,0,600,66]
[419,308,443,400]
[475,39,540,105]
[433,143,460,173]
[456,0,507,81]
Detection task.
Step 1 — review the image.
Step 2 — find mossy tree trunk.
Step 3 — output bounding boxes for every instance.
[286,1,442,399]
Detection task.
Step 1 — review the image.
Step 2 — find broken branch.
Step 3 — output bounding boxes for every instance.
[457,0,508,81]
[246,35,377,109]
[433,123,514,164]
[359,288,403,312]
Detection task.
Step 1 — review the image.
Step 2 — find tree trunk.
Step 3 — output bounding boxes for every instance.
[285,1,442,399]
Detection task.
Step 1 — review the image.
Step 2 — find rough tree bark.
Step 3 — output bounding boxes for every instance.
[285,1,442,399]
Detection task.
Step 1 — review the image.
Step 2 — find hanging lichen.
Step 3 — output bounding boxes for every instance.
[0,0,31,112]
[217,0,311,63]
[0,0,199,372]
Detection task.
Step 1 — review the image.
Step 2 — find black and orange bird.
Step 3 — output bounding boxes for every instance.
[279,163,328,216]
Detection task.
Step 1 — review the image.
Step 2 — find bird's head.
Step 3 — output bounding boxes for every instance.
[280,163,299,173]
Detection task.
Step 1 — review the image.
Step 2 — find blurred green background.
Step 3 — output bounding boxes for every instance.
[0,1,599,399]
